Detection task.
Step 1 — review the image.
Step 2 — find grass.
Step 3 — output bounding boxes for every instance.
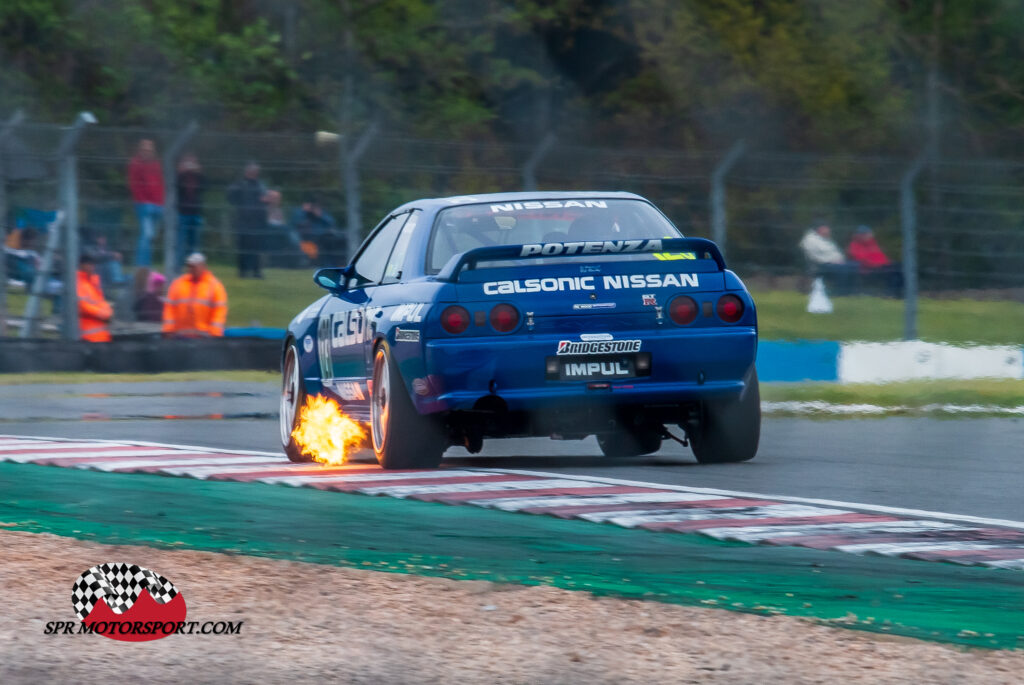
[751,289,1024,345]
[762,379,1024,408]
[5,268,1023,343]
[0,370,277,385]
[215,267,321,328]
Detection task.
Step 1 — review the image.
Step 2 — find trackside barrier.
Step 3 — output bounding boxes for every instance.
[0,337,280,373]
[758,341,1024,383]
[0,335,1017,380]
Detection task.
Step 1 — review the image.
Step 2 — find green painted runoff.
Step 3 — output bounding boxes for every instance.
[1,462,1022,649]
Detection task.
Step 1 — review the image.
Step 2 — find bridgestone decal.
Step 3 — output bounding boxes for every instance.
[557,340,641,355]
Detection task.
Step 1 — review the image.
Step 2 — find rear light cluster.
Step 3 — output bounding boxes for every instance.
[440,306,471,334]
[716,294,744,323]
[668,296,698,325]
[667,295,745,326]
[441,304,521,334]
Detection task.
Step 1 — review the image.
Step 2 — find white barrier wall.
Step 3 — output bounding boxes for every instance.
[838,341,1024,384]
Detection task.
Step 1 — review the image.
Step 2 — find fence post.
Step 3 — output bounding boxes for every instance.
[162,121,199,276]
[709,139,745,256]
[343,123,378,262]
[0,109,26,338]
[900,154,927,341]
[52,112,96,340]
[522,133,556,191]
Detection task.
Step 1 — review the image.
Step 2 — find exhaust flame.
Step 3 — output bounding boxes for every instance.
[291,395,367,466]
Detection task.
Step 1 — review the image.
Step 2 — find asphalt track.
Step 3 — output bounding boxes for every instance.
[2,381,1023,522]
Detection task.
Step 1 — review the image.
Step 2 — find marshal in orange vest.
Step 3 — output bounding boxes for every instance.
[162,254,228,337]
[77,261,113,342]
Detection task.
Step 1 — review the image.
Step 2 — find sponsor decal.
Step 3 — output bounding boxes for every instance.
[412,378,430,396]
[602,273,698,289]
[490,200,608,213]
[391,303,427,323]
[579,264,602,274]
[580,333,613,341]
[45,563,242,641]
[652,251,697,261]
[303,335,314,353]
[518,238,661,258]
[482,273,698,295]
[335,381,366,401]
[642,294,657,306]
[395,328,421,343]
[330,309,367,348]
[572,302,616,311]
[484,276,595,296]
[563,360,633,378]
[557,339,641,355]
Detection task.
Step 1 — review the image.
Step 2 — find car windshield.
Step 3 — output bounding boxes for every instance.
[427,198,682,273]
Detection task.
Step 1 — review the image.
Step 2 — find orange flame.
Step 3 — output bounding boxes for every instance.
[291,395,367,466]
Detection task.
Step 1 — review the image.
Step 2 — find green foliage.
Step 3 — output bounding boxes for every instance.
[1,1,1023,151]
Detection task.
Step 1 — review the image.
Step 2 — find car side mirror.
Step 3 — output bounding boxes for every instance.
[313,267,349,293]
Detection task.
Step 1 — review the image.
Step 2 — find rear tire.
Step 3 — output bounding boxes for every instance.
[371,345,445,469]
[281,342,312,463]
[597,430,662,457]
[690,368,761,464]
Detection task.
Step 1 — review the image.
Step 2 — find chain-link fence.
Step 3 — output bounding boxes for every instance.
[2,115,1023,340]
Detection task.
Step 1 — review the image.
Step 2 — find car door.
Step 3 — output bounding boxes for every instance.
[365,209,424,358]
[319,212,410,413]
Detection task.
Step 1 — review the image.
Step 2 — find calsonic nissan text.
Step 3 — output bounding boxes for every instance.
[281,192,760,468]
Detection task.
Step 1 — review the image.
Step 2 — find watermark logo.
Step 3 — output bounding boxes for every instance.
[67,563,187,642]
[45,562,242,640]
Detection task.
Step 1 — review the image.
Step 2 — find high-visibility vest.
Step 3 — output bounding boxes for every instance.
[162,271,228,337]
[77,270,112,342]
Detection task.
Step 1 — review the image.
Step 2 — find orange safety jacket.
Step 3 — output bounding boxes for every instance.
[77,270,113,342]
[162,271,228,337]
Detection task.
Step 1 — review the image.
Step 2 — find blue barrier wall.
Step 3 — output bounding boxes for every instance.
[757,340,840,382]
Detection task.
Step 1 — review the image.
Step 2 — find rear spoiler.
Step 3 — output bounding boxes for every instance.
[436,237,726,283]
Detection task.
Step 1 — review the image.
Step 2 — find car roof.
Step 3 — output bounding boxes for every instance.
[391,191,648,214]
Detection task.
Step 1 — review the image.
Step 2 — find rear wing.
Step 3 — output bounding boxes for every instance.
[436,237,726,283]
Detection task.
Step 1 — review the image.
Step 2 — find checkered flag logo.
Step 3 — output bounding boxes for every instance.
[71,563,180,620]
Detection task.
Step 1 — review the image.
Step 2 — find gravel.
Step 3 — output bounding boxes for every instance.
[1,529,1021,684]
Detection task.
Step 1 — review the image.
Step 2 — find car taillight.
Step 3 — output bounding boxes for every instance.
[716,294,744,323]
[440,305,471,334]
[489,304,520,333]
[668,296,698,325]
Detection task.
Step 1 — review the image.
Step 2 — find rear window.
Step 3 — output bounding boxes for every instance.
[427,199,682,273]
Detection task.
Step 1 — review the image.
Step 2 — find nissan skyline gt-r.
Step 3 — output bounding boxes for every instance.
[280,191,760,469]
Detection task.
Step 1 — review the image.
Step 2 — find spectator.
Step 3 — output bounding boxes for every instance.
[847,225,903,297]
[77,251,113,342]
[226,162,267,278]
[162,253,227,338]
[847,225,890,268]
[265,190,305,268]
[798,223,856,295]
[82,228,126,291]
[133,268,167,323]
[292,197,340,265]
[127,139,165,267]
[175,153,205,270]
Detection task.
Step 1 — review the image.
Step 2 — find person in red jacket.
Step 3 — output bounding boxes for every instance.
[77,253,113,342]
[128,138,165,267]
[847,225,890,268]
[846,225,903,297]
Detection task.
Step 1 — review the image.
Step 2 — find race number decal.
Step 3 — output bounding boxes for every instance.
[317,315,333,381]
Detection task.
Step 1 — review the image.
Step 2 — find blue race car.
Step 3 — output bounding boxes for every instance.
[281,191,759,469]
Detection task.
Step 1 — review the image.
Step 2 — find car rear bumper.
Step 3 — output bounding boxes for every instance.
[418,327,756,413]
